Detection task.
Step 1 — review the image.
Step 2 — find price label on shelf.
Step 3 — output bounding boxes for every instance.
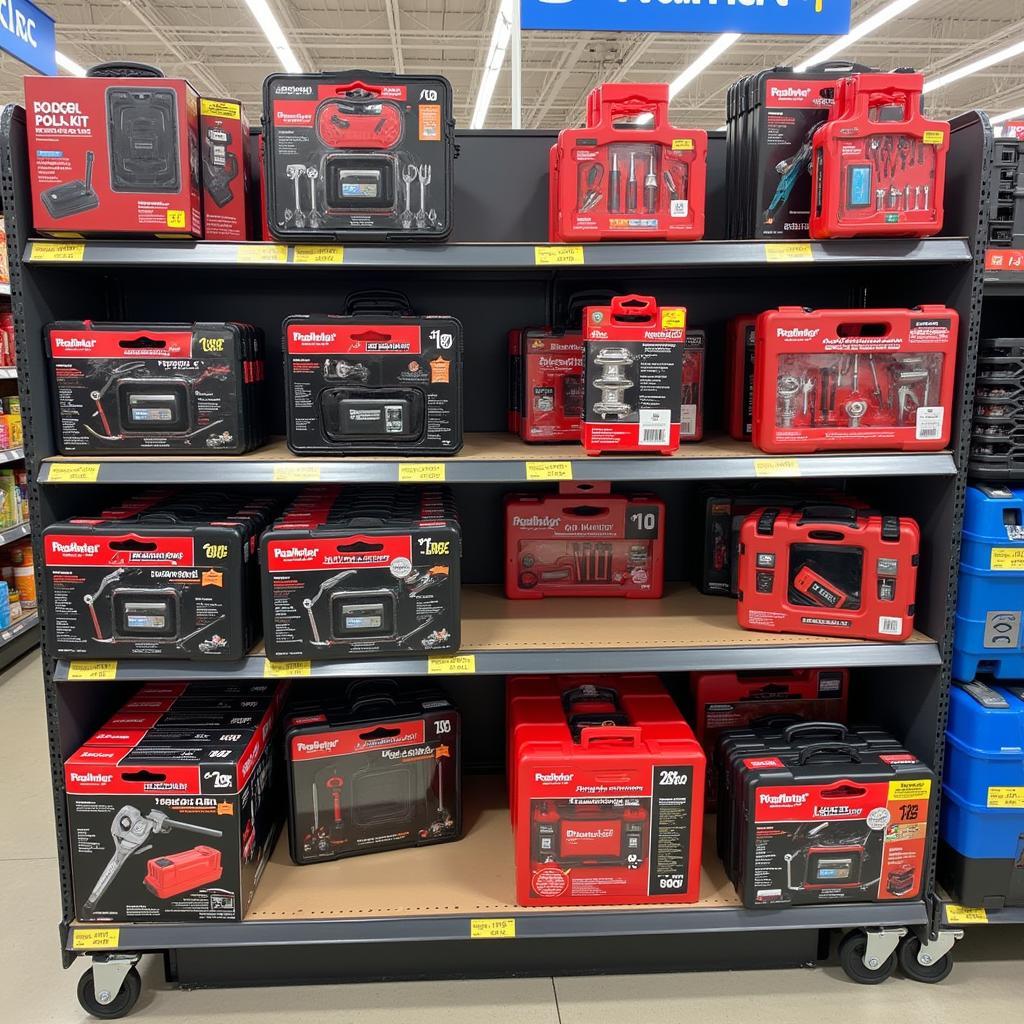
[236,244,288,264]
[946,905,988,925]
[990,548,1024,571]
[470,917,516,939]
[534,246,585,266]
[525,461,573,482]
[754,458,801,478]
[764,242,814,263]
[399,463,446,483]
[272,464,322,483]
[292,245,345,265]
[47,463,101,483]
[72,928,121,950]
[67,661,118,681]
[264,659,311,678]
[428,654,476,675]
[31,241,85,262]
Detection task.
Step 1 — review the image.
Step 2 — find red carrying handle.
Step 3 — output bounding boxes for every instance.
[579,725,641,748]
[843,73,925,126]
[609,294,658,324]
[588,83,670,130]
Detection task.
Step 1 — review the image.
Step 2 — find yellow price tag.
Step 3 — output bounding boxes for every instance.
[237,244,288,264]
[264,659,311,678]
[201,99,240,119]
[661,309,686,329]
[165,209,186,229]
[293,245,345,265]
[470,917,516,939]
[428,654,476,675]
[398,463,446,483]
[534,245,585,266]
[272,464,322,483]
[525,461,573,482]
[765,242,814,263]
[754,458,801,479]
[672,139,695,151]
[67,660,118,681]
[31,241,85,262]
[988,786,1024,809]
[923,130,945,146]
[990,548,1024,571]
[946,905,988,925]
[888,779,932,801]
[72,928,121,950]
[47,462,101,483]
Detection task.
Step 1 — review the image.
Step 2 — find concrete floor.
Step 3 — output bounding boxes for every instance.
[2,652,1022,1023]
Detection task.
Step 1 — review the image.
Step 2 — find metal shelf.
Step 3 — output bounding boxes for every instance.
[0,520,29,546]
[0,610,39,672]
[39,434,957,485]
[0,281,9,295]
[0,367,17,379]
[0,446,23,465]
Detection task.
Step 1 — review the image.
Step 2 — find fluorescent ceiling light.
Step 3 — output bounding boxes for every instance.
[795,0,923,73]
[669,33,741,98]
[991,105,1024,124]
[471,0,513,130]
[242,0,302,74]
[55,51,86,77]
[924,39,1024,94]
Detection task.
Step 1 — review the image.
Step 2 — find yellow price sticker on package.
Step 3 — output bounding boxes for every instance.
[990,547,1024,570]
[987,787,1024,809]
[165,209,186,229]
[470,918,516,939]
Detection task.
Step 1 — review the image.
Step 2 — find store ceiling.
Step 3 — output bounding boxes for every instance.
[2,0,1023,130]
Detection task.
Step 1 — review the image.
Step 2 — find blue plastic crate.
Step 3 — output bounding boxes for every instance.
[941,785,1024,859]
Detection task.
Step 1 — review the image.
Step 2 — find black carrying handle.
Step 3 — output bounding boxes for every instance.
[749,713,805,729]
[349,694,399,715]
[559,290,617,330]
[785,722,849,742]
[343,290,415,318]
[561,685,621,714]
[797,742,862,764]
[797,504,862,527]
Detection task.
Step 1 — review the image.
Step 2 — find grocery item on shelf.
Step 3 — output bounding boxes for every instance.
[968,338,1024,479]
[200,97,252,241]
[505,482,664,599]
[940,681,1024,909]
[284,680,461,865]
[261,486,461,660]
[0,580,10,629]
[736,504,921,641]
[509,674,705,906]
[6,538,34,611]
[0,466,20,527]
[0,309,13,368]
[752,306,958,454]
[0,215,8,283]
[262,70,454,241]
[64,680,287,923]
[284,294,463,456]
[45,320,268,455]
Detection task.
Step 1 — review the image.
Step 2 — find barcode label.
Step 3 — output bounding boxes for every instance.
[878,616,904,637]
[915,406,944,441]
[680,404,697,438]
[639,409,671,447]
[670,199,689,218]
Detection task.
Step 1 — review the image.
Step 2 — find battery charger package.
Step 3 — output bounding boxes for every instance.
[263,71,454,241]
[46,321,267,455]
[753,306,959,454]
[285,296,462,456]
[200,97,252,241]
[261,486,461,660]
[736,504,921,642]
[284,682,461,865]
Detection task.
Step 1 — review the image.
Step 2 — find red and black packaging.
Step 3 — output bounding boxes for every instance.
[737,504,920,641]
[511,674,705,906]
[262,71,454,241]
[505,482,664,599]
[261,486,461,660]
[753,306,959,453]
[680,329,706,442]
[26,73,202,237]
[583,296,688,456]
[65,682,286,923]
[725,315,757,441]
[284,299,463,456]
[283,680,461,865]
[550,82,707,243]
[810,72,948,239]
[508,328,584,444]
[46,321,267,455]
[200,97,252,241]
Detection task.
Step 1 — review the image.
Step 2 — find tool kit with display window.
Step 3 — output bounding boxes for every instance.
[284,293,463,456]
[969,338,1024,479]
[262,70,454,241]
[64,681,286,923]
[261,485,461,660]
[752,306,958,453]
[46,320,267,455]
[549,82,707,243]
[283,680,461,865]
[736,504,920,641]
[952,485,1024,682]
[810,72,948,239]
[582,295,688,456]
[26,64,202,236]
[505,482,664,599]
[200,97,251,241]
[509,674,705,906]
[42,490,279,660]
[940,681,1024,909]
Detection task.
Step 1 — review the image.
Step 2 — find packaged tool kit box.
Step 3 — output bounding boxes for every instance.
[262,70,454,241]
[284,294,462,456]
[549,82,707,243]
[736,504,921,641]
[284,680,461,865]
[42,490,279,661]
[509,675,705,906]
[507,327,585,445]
[725,314,757,441]
[261,486,461,660]
[64,681,287,923]
[26,68,202,237]
[953,485,1024,682]
[200,97,252,241]
[753,306,958,454]
[505,482,665,599]
[940,682,1024,909]
[582,295,688,456]
[969,338,1024,480]
[986,138,1024,251]
[810,72,948,239]
[46,321,267,455]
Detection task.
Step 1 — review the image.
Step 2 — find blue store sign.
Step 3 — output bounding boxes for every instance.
[521,0,851,37]
[0,0,56,75]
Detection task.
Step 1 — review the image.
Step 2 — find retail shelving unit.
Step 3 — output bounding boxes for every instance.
[0,104,992,1014]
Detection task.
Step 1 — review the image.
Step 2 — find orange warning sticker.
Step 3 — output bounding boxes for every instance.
[419,104,441,142]
[430,357,451,384]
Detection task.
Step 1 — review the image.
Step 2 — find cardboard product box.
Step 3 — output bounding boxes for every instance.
[200,97,252,241]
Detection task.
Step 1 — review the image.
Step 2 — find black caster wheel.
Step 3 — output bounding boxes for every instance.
[898,936,954,983]
[838,930,896,985]
[77,966,142,1020]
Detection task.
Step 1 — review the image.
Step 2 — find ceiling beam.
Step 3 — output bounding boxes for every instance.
[528,34,593,128]
[384,0,405,74]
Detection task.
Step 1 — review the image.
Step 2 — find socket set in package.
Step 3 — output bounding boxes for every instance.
[263,71,454,241]
[968,338,1024,479]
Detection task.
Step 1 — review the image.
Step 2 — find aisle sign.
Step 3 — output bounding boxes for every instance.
[0,0,55,75]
